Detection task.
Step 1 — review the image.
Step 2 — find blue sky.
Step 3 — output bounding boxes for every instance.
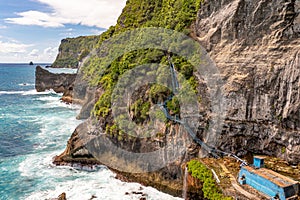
[0,0,126,63]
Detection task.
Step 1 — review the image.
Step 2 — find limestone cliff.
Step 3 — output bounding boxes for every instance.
[53,0,300,199]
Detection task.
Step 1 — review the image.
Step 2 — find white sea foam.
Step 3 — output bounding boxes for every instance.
[32,117,81,151]
[22,89,58,96]
[44,67,78,74]
[21,152,182,200]
[43,100,81,110]
[0,91,25,95]
[37,95,81,110]
[18,83,35,86]
[37,96,61,101]
[0,89,58,96]
[25,173,183,200]
[12,84,181,200]
[22,117,40,123]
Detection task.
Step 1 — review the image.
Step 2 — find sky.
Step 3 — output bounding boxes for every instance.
[0,0,126,63]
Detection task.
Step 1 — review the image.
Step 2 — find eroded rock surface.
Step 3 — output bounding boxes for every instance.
[35,66,76,93]
[195,0,300,165]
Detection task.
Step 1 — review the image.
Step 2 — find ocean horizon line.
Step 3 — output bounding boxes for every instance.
[0,62,52,64]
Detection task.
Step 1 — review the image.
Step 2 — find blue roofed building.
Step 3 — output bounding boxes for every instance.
[238,156,299,200]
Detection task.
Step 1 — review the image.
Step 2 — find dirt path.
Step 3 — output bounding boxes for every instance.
[219,163,261,200]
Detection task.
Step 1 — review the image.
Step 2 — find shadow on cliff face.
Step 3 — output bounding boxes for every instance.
[195,0,300,165]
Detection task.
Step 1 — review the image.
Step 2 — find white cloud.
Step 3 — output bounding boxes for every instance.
[27,46,58,62]
[44,47,56,54]
[29,49,39,57]
[43,47,57,59]
[0,33,59,62]
[0,25,7,29]
[59,28,75,37]
[0,46,58,63]
[5,0,126,28]
[90,28,105,35]
[6,11,64,28]
[0,41,32,53]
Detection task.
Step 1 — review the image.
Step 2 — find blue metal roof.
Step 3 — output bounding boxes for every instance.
[239,166,299,200]
[242,166,298,187]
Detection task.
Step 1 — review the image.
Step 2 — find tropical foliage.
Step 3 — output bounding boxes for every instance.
[81,0,205,136]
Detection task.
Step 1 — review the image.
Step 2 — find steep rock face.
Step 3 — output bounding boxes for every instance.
[35,66,76,94]
[70,71,100,120]
[53,77,208,197]
[195,0,300,164]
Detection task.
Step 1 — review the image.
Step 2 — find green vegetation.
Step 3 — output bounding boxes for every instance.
[84,0,204,82]
[52,36,98,68]
[187,160,232,200]
[78,0,205,136]
[52,57,78,68]
[281,147,286,154]
[166,97,180,115]
[78,49,90,61]
[130,99,151,123]
[149,84,171,104]
[115,0,203,31]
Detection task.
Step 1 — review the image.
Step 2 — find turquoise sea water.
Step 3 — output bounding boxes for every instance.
[0,64,182,200]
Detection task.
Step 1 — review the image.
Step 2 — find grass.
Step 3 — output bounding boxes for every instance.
[187,160,233,200]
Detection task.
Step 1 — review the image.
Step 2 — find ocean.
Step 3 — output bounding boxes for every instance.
[0,64,182,200]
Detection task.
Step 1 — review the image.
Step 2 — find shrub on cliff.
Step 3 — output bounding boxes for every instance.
[188,160,232,200]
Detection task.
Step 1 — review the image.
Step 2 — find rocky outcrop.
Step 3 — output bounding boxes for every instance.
[182,169,204,200]
[195,0,300,164]
[57,193,67,200]
[71,71,100,120]
[35,66,76,93]
[51,193,67,200]
[35,66,97,119]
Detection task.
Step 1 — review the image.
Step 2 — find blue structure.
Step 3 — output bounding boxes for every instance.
[239,157,299,200]
[253,156,264,168]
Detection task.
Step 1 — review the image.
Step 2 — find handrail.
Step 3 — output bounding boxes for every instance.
[160,57,248,166]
